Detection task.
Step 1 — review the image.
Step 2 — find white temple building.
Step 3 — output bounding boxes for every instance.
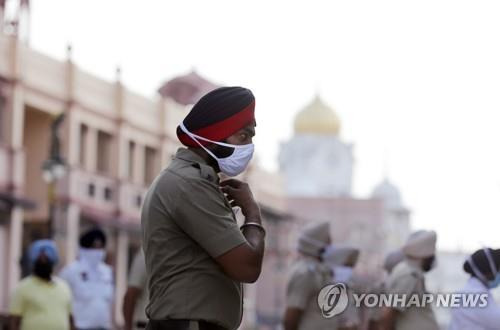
[279,94,411,269]
[280,95,354,197]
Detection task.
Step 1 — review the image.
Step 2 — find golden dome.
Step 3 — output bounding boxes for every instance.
[294,95,341,135]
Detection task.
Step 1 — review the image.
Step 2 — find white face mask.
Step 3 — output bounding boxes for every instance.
[180,123,254,177]
[79,248,105,268]
[334,265,354,283]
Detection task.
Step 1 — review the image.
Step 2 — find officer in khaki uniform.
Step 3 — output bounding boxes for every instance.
[142,87,265,330]
[322,244,362,330]
[382,230,439,330]
[123,249,149,330]
[283,221,338,330]
[365,249,405,330]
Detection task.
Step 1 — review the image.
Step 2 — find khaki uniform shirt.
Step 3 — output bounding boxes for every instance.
[385,260,439,330]
[286,257,338,330]
[365,281,385,323]
[141,148,247,330]
[128,250,148,325]
[339,280,362,328]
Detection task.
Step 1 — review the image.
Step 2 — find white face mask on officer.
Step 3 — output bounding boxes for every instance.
[79,248,105,268]
[333,265,354,283]
[180,122,254,177]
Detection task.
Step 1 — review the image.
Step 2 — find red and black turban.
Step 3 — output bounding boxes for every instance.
[176,86,255,147]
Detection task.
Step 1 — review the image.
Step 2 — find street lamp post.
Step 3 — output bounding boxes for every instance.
[42,113,66,238]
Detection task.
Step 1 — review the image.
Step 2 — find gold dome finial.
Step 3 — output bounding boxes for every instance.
[294,95,341,135]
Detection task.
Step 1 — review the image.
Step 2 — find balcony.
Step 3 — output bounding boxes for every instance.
[58,167,146,227]
[61,168,118,216]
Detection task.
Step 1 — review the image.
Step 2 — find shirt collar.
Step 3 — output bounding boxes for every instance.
[174,148,219,183]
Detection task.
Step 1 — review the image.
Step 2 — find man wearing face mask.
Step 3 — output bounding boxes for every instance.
[60,228,114,330]
[322,244,361,330]
[9,239,74,330]
[449,248,500,329]
[382,230,439,330]
[142,87,265,330]
[283,221,337,330]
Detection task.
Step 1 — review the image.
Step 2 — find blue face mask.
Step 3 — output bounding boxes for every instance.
[488,273,500,289]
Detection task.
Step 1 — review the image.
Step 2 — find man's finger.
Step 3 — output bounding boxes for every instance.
[221,186,237,197]
[221,186,233,193]
[220,179,243,188]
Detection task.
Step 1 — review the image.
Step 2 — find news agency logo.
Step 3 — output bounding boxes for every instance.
[351,292,489,309]
[318,282,491,318]
[317,283,349,318]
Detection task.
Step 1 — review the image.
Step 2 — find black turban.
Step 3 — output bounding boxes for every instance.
[80,228,107,248]
[464,248,500,277]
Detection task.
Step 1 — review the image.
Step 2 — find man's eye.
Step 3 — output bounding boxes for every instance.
[240,133,248,140]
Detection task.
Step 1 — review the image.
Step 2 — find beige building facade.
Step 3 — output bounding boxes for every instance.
[0,29,177,321]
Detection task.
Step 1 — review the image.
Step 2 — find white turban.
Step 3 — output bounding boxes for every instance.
[384,249,404,272]
[322,244,360,266]
[402,230,437,258]
[297,221,331,257]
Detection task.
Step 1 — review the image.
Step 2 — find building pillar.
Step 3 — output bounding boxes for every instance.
[158,98,171,168]
[112,69,130,327]
[114,229,129,327]
[65,203,80,265]
[7,87,24,151]
[63,103,80,167]
[111,67,126,181]
[0,7,4,30]
[133,144,145,185]
[5,36,25,149]
[1,36,26,306]
[7,207,23,295]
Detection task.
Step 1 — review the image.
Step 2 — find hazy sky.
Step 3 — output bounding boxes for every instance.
[20,0,500,251]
